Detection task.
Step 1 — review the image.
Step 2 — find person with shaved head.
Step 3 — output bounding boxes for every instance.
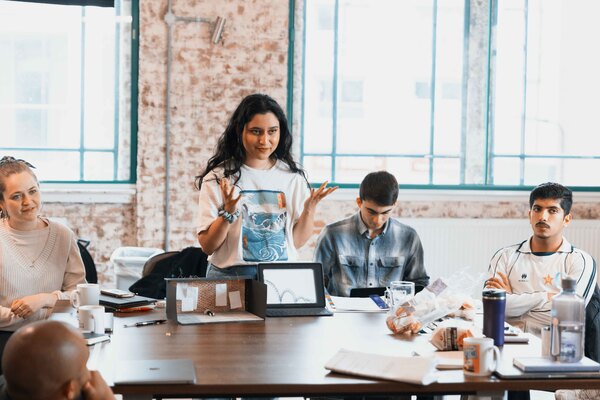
[0,320,114,400]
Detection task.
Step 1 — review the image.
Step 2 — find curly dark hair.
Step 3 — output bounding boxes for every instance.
[195,94,307,190]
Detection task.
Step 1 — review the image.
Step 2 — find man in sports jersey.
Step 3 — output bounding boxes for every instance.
[486,182,597,334]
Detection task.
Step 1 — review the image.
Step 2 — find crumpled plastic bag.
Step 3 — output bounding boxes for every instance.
[385,271,483,335]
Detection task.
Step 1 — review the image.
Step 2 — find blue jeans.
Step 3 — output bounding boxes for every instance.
[206,263,258,280]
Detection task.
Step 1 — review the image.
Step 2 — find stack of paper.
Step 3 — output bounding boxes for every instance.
[325,348,438,385]
[329,296,386,312]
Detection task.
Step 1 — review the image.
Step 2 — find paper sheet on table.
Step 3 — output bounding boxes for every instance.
[329,296,385,312]
[325,348,438,385]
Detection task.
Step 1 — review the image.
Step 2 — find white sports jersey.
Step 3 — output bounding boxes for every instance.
[488,237,597,334]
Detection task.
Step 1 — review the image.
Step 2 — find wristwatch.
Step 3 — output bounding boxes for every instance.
[218,209,240,224]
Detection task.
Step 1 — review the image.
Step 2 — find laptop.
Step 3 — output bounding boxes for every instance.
[113,359,197,385]
[257,262,333,317]
[495,356,600,380]
[350,287,386,297]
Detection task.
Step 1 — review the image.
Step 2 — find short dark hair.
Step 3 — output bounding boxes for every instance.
[529,182,573,215]
[359,171,399,206]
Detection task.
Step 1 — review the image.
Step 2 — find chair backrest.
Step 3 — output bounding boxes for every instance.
[129,247,209,299]
[77,239,97,284]
[585,283,600,362]
[142,251,179,277]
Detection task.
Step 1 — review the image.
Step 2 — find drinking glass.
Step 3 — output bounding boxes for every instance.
[385,281,415,307]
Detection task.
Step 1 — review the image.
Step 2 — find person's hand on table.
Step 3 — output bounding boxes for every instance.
[485,271,512,293]
[10,293,58,318]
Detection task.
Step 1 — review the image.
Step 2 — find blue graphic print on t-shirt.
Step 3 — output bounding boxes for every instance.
[240,190,288,261]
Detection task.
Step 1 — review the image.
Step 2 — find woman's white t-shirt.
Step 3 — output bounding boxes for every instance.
[196,160,309,268]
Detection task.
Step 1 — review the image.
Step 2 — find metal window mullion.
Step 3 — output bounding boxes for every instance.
[113,0,121,181]
[300,0,307,168]
[331,0,340,183]
[79,7,86,181]
[519,0,529,185]
[459,0,470,185]
[485,0,496,185]
[129,0,139,183]
[428,0,438,185]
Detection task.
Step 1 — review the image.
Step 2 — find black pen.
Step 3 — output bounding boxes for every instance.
[123,319,167,328]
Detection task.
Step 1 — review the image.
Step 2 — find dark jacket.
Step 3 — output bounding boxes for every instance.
[128,247,208,299]
[585,283,600,362]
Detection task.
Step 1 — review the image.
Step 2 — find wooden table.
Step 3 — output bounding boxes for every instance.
[53,304,600,399]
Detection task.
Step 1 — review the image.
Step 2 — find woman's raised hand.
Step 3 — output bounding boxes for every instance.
[304,181,338,212]
[219,177,241,214]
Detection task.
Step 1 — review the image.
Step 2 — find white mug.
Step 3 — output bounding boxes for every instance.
[384,281,415,307]
[78,305,106,334]
[463,337,501,376]
[70,283,100,308]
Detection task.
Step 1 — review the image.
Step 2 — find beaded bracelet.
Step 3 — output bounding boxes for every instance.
[218,209,240,224]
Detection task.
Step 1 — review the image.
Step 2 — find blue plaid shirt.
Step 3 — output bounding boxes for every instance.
[314,213,429,297]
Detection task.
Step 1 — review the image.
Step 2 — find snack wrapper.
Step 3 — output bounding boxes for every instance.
[430,326,474,351]
[385,275,478,336]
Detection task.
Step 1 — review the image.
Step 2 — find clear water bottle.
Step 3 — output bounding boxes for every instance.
[550,277,585,362]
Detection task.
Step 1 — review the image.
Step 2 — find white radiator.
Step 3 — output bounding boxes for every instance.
[401,218,600,296]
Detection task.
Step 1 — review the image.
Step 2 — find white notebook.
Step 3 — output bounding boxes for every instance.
[513,356,600,373]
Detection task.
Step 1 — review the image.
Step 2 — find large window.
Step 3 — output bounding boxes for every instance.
[300,0,600,189]
[302,0,466,185]
[0,0,136,183]
[490,0,600,186]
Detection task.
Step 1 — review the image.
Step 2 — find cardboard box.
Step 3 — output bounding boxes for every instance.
[165,277,266,324]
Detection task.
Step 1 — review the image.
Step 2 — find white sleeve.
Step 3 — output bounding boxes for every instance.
[196,173,224,234]
[0,306,20,328]
[489,249,547,318]
[290,174,310,223]
[58,232,86,300]
[568,250,597,306]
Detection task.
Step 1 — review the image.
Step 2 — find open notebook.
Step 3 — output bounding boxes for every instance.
[257,262,333,317]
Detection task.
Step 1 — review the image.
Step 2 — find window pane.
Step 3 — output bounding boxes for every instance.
[493,0,600,187]
[303,0,466,184]
[433,0,464,156]
[302,156,332,183]
[83,7,117,150]
[334,156,430,185]
[8,151,80,181]
[492,158,520,185]
[303,0,335,154]
[432,158,460,184]
[84,152,114,180]
[0,1,132,182]
[493,0,526,155]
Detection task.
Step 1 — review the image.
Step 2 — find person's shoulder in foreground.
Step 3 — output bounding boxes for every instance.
[1,320,115,400]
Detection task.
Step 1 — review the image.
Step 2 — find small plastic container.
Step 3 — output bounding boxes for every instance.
[110,247,164,290]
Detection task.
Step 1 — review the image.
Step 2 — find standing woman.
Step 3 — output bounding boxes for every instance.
[0,157,86,332]
[196,93,336,278]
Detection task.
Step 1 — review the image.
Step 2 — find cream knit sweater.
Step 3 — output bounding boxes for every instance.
[0,217,86,331]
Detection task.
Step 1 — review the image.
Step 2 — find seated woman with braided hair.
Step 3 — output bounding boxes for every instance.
[0,156,86,368]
